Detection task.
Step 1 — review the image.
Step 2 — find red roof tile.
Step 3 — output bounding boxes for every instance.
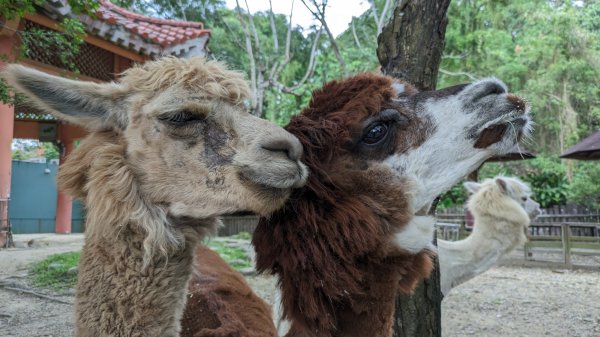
[96,0,210,48]
[41,0,211,57]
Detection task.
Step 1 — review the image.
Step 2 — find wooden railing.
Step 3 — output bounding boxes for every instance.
[218,215,260,236]
[524,222,600,268]
[436,205,600,267]
[1,198,14,248]
[218,208,600,268]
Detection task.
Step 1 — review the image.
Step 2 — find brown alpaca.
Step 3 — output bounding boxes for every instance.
[181,245,277,337]
[253,74,532,337]
[2,57,307,337]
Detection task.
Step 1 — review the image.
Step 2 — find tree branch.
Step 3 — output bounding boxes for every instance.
[216,17,246,51]
[235,0,258,111]
[243,0,262,59]
[438,68,479,81]
[270,26,323,96]
[268,0,279,52]
[0,282,73,305]
[377,0,392,35]
[300,0,347,75]
[351,18,362,48]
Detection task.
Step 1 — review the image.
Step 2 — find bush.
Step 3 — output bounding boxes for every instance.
[567,162,600,208]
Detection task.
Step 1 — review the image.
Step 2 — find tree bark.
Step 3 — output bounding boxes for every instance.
[377,1,452,337]
[377,0,451,91]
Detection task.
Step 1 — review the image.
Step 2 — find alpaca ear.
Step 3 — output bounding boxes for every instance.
[2,64,127,131]
[495,178,511,194]
[463,181,481,194]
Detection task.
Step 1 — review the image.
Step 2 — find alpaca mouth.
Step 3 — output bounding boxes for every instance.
[237,172,295,196]
[474,117,528,149]
[223,210,256,216]
[238,162,308,190]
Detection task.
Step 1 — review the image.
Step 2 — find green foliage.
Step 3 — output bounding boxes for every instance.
[438,182,468,209]
[42,142,59,160]
[0,77,28,107]
[0,0,44,20]
[440,0,600,153]
[30,252,80,290]
[5,0,595,209]
[477,156,569,208]
[526,172,568,208]
[205,240,252,270]
[0,0,97,105]
[231,231,251,240]
[0,0,97,19]
[433,0,599,209]
[20,18,86,73]
[12,141,59,161]
[567,162,600,208]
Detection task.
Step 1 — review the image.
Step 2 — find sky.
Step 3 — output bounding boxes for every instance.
[224,0,371,37]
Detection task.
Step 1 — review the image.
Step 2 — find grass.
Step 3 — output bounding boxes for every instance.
[28,236,253,290]
[230,231,252,240]
[206,239,253,270]
[30,251,80,290]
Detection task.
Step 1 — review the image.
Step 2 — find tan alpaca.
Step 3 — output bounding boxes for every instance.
[2,57,308,337]
[438,176,541,296]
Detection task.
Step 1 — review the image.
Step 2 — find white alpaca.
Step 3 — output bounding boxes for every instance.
[438,176,541,296]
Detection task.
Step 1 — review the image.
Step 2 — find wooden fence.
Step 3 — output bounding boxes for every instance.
[219,206,600,267]
[436,205,600,267]
[218,215,260,236]
[0,198,14,248]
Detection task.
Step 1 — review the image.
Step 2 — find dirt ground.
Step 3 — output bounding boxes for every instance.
[1,237,599,337]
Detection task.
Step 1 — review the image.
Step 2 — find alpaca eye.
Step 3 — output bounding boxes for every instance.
[363,123,388,145]
[522,197,527,201]
[160,111,203,125]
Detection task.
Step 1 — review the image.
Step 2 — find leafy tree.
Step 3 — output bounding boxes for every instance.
[0,0,97,106]
[434,0,599,209]
[11,140,59,161]
[567,162,600,208]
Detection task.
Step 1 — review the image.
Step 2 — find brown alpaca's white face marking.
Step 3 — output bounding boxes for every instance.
[350,78,531,253]
[3,59,308,220]
[386,78,531,214]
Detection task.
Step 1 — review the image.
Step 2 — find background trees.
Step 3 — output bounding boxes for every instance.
[5,0,598,207]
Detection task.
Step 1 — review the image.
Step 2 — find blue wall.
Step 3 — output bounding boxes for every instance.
[9,160,84,233]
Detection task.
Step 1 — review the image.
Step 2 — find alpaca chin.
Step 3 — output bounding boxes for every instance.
[393,216,437,254]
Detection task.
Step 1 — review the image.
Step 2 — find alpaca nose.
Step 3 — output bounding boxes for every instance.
[260,136,303,161]
[479,81,507,96]
[469,79,508,102]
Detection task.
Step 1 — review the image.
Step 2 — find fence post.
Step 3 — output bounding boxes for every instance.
[561,223,572,268]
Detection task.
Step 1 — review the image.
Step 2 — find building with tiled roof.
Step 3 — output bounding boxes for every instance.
[40,0,211,58]
[0,0,212,240]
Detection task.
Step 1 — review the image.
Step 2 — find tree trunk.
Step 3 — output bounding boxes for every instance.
[377,1,451,337]
[377,0,451,91]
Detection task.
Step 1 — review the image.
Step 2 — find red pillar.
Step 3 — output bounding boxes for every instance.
[0,35,17,245]
[55,133,73,234]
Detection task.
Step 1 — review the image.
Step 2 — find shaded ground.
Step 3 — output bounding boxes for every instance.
[1,234,599,337]
[1,235,82,337]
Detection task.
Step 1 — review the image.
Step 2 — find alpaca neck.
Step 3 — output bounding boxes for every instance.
[75,217,212,337]
[59,135,216,336]
[470,209,529,253]
[256,172,431,337]
[439,206,529,295]
[285,264,399,337]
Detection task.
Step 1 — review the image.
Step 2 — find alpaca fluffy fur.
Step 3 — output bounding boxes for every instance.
[438,176,541,296]
[3,57,307,337]
[252,73,531,337]
[181,245,277,337]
